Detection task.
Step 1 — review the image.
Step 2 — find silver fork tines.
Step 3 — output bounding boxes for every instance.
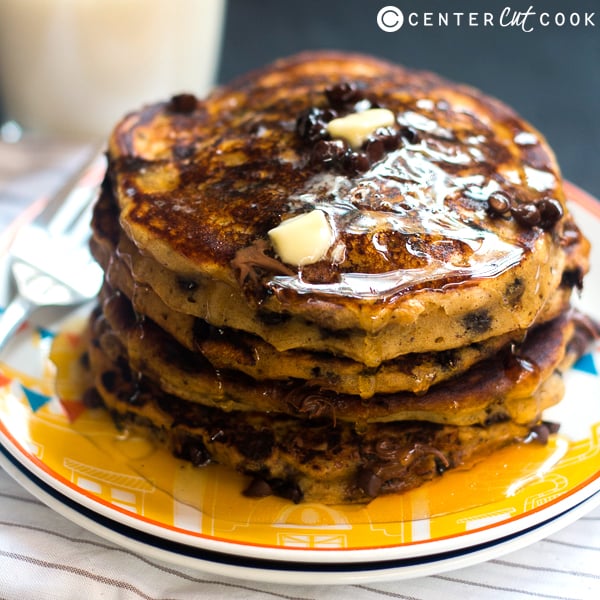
[0,149,106,352]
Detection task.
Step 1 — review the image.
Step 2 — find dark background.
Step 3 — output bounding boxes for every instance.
[218,0,600,199]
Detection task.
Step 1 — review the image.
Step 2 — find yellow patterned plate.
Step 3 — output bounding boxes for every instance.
[0,183,599,584]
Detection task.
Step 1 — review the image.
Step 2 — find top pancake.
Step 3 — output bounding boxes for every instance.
[106,51,584,355]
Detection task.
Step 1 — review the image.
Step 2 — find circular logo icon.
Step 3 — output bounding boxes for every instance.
[377,6,404,32]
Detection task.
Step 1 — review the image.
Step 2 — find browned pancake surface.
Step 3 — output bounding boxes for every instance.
[106,51,581,343]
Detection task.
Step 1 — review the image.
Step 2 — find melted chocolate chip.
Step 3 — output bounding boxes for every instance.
[568,314,600,358]
[435,457,449,474]
[243,477,273,498]
[560,220,582,246]
[310,139,347,165]
[374,438,402,461]
[231,239,295,287]
[357,467,383,497]
[543,420,561,434]
[168,93,197,114]
[530,421,560,445]
[296,393,332,419]
[296,107,331,144]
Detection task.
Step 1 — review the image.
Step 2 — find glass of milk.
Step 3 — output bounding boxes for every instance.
[0,0,227,139]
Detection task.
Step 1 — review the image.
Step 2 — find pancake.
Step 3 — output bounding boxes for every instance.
[87,327,556,504]
[84,50,594,505]
[103,51,586,364]
[91,187,584,395]
[95,285,573,427]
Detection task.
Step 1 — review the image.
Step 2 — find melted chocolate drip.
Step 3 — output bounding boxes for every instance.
[231,239,295,287]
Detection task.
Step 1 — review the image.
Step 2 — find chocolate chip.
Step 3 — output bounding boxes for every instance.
[560,221,582,246]
[364,137,385,163]
[400,126,419,144]
[311,139,347,165]
[462,309,492,334]
[375,127,400,151]
[530,421,560,445]
[188,444,210,466]
[342,150,371,174]
[357,467,382,497]
[82,387,104,409]
[436,349,459,370]
[79,351,90,370]
[560,267,584,290]
[537,198,563,230]
[168,93,197,114]
[276,481,304,504]
[256,310,292,326]
[100,371,118,393]
[374,438,402,461]
[325,82,364,110]
[487,191,512,216]
[239,429,275,461]
[126,385,144,407]
[175,437,211,467]
[542,420,560,434]
[296,107,330,144]
[173,144,196,160]
[505,277,525,305]
[512,203,541,227]
[531,423,550,444]
[177,277,198,292]
[435,457,449,474]
[243,477,273,498]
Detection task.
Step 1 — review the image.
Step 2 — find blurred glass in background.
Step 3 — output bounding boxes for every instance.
[0,0,226,141]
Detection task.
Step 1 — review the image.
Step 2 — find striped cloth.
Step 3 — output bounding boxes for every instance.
[0,468,598,599]
[1,140,599,600]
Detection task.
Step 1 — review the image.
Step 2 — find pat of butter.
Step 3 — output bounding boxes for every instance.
[326,108,395,149]
[268,209,332,266]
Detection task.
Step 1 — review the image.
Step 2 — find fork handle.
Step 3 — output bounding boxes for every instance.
[0,295,34,353]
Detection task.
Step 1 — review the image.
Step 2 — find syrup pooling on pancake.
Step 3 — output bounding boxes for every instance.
[270,154,527,299]
[270,85,560,299]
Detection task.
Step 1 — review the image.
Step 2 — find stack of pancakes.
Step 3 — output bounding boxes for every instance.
[88,52,591,504]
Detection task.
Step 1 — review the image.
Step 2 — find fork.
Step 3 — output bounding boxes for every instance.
[0,148,106,352]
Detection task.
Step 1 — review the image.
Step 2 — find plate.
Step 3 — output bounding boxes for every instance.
[1,182,599,584]
[0,443,598,585]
